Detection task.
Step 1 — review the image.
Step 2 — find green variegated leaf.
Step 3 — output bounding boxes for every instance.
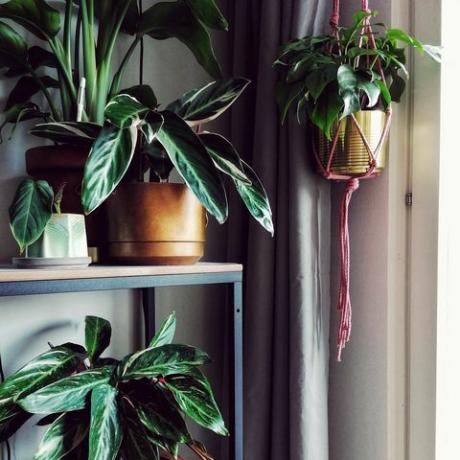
[19,367,114,414]
[422,44,442,63]
[0,0,61,40]
[165,369,228,436]
[9,179,54,253]
[30,122,102,146]
[119,85,158,109]
[199,132,251,184]
[5,75,59,110]
[82,125,138,214]
[34,412,89,460]
[85,316,112,364]
[138,1,222,78]
[119,344,210,380]
[166,78,249,126]
[136,393,190,443]
[234,161,274,235]
[89,384,122,460]
[149,312,177,348]
[156,110,227,223]
[105,94,149,128]
[0,346,80,402]
[184,0,228,30]
[140,112,164,144]
[121,403,160,460]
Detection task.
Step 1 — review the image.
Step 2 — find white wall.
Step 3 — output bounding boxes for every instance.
[0,2,229,458]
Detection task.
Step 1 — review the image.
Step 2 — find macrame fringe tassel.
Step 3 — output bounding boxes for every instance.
[337,178,360,361]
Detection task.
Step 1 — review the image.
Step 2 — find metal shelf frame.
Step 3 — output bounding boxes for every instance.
[0,266,243,460]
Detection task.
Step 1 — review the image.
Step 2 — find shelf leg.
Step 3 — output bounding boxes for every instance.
[142,288,156,348]
[231,281,243,460]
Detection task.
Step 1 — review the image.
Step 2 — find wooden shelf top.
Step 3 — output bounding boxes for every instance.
[0,263,243,283]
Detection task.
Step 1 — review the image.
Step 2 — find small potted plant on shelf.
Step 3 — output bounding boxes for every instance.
[9,179,91,268]
[274,10,441,175]
[0,312,227,459]
[0,0,273,265]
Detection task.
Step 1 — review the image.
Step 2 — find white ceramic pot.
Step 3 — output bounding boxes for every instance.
[27,213,88,258]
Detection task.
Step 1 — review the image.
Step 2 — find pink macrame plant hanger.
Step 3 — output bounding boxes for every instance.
[315,0,393,361]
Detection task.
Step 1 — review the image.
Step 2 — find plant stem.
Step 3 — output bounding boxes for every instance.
[74,8,82,87]
[110,36,141,97]
[63,0,73,70]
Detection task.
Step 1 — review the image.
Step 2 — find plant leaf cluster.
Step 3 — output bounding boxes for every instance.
[32,78,274,234]
[0,0,228,138]
[0,312,226,459]
[274,10,441,138]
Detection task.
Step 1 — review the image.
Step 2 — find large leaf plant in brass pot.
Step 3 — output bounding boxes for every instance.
[0,312,227,459]
[2,0,273,264]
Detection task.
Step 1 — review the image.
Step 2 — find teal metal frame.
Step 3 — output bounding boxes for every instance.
[0,270,244,460]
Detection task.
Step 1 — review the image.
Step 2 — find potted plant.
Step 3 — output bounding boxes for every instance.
[1,0,273,264]
[8,179,91,268]
[0,312,227,459]
[274,10,441,175]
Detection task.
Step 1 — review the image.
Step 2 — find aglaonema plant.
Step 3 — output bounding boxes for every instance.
[0,312,227,459]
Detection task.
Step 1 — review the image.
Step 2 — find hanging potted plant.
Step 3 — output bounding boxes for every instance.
[0,312,228,459]
[8,179,91,268]
[274,5,440,360]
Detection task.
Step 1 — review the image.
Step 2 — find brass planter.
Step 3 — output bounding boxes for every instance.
[105,183,206,265]
[315,110,389,176]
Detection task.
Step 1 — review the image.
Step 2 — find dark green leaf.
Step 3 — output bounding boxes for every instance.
[0,21,28,72]
[19,366,114,414]
[85,316,112,364]
[166,78,249,126]
[0,404,31,442]
[29,45,58,69]
[388,72,405,103]
[139,1,222,79]
[304,64,338,101]
[234,161,274,235]
[89,384,122,460]
[105,94,149,128]
[5,75,59,111]
[149,312,177,348]
[156,110,228,223]
[0,102,46,142]
[82,125,138,214]
[135,387,190,443]
[30,122,101,146]
[120,85,158,109]
[9,179,54,253]
[143,141,174,182]
[199,132,251,184]
[140,111,164,144]
[165,368,228,436]
[184,0,228,30]
[119,344,210,380]
[0,0,61,40]
[120,401,160,460]
[276,80,305,123]
[34,412,89,460]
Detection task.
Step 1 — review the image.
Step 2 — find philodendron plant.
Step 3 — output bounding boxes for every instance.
[32,79,274,234]
[274,10,441,138]
[0,312,226,459]
[9,180,66,253]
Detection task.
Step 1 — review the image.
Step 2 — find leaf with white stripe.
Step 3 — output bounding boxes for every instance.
[89,384,122,460]
[30,122,102,146]
[85,316,112,364]
[166,78,249,126]
[19,366,114,414]
[148,312,176,348]
[105,94,149,128]
[82,125,138,214]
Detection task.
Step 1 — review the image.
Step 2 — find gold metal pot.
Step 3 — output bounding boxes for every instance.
[105,183,206,265]
[315,110,389,176]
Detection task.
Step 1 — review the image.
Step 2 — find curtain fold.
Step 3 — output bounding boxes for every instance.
[218,1,332,459]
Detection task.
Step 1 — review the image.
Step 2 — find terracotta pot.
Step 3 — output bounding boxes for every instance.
[25,145,104,249]
[105,183,206,265]
[315,110,389,176]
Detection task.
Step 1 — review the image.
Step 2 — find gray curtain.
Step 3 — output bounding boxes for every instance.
[217,1,332,459]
